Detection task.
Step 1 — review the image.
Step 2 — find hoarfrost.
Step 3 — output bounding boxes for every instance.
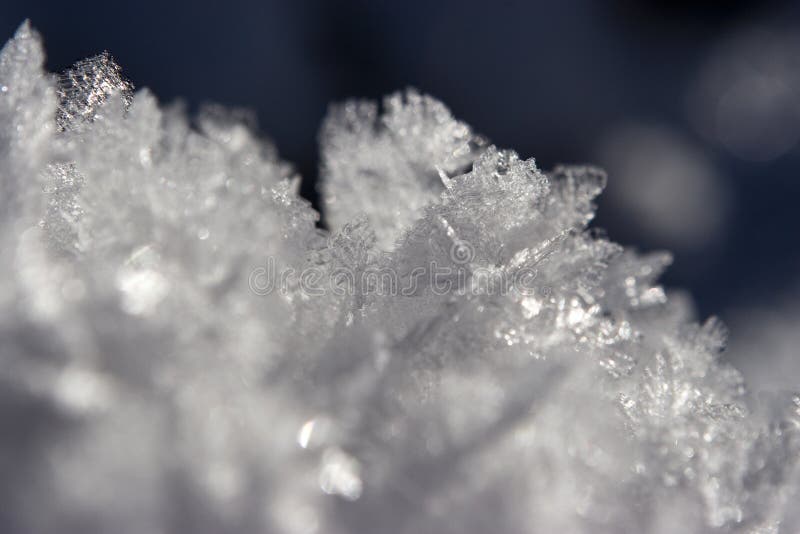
[0,22,798,534]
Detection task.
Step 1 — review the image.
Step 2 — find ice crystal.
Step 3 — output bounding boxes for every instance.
[321,90,485,249]
[0,22,798,533]
[56,50,133,131]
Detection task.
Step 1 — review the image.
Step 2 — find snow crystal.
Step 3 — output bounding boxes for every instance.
[321,89,485,249]
[56,51,133,131]
[0,21,798,534]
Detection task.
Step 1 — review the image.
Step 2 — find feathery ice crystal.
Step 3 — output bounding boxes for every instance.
[0,22,798,534]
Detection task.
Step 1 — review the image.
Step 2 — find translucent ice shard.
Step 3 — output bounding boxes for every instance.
[0,21,798,534]
[56,51,133,130]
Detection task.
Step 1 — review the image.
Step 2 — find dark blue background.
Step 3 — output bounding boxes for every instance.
[2,0,798,322]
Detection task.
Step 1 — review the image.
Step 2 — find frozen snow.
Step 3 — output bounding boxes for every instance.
[0,22,798,534]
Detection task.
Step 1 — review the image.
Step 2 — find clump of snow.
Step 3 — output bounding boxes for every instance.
[320,89,485,249]
[0,22,798,534]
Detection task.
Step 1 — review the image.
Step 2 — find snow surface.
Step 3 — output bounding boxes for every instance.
[0,22,798,533]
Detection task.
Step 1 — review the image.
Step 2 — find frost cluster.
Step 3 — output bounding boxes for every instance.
[1,22,798,534]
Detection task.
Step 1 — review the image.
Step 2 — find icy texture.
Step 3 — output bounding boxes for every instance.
[321,90,485,249]
[0,22,799,534]
[55,50,134,130]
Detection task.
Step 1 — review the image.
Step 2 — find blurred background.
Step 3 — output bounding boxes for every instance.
[2,0,798,383]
